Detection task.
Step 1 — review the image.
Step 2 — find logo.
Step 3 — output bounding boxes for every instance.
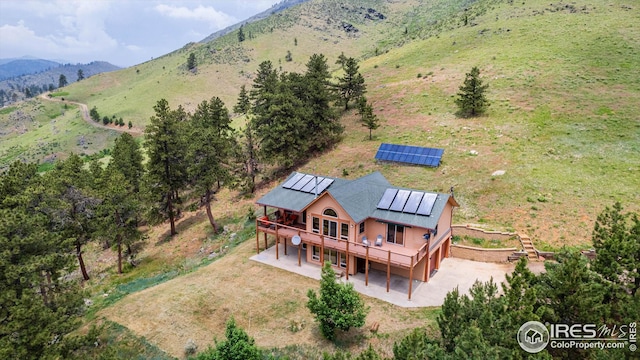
[518,321,550,353]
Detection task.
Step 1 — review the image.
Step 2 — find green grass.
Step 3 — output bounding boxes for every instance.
[0,99,120,169]
[49,91,69,97]
[0,106,17,115]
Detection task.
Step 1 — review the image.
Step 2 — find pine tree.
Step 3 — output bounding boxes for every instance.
[358,98,379,140]
[187,53,197,71]
[335,57,366,110]
[58,74,68,88]
[455,66,489,117]
[233,85,251,115]
[192,318,262,360]
[187,97,236,232]
[77,69,84,81]
[238,25,246,42]
[144,99,187,236]
[307,262,369,341]
[45,154,100,281]
[249,60,278,117]
[302,54,342,151]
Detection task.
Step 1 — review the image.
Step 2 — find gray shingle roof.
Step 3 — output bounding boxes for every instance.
[256,171,456,229]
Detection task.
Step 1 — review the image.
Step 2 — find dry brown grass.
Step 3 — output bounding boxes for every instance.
[100,230,433,359]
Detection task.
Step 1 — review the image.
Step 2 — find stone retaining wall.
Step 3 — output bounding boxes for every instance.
[451,225,516,241]
[450,225,522,263]
[450,244,517,263]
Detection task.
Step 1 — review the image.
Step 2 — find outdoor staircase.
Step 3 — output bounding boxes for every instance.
[519,235,538,260]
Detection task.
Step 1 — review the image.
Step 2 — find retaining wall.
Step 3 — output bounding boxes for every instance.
[450,244,517,263]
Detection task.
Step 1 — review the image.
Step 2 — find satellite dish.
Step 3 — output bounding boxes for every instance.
[292,235,301,246]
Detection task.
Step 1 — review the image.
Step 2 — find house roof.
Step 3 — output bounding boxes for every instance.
[256,171,458,230]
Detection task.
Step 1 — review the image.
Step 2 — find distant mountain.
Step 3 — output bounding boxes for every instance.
[199,0,310,43]
[0,58,62,81]
[0,61,120,106]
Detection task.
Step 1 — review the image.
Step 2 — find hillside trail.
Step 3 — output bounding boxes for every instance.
[39,93,144,136]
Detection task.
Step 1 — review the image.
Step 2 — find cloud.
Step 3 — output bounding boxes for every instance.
[154,4,237,29]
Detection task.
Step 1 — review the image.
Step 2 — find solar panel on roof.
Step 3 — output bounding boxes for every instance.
[282,172,304,189]
[417,193,437,216]
[300,176,325,193]
[374,143,444,168]
[292,174,314,190]
[315,178,335,193]
[404,191,424,213]
[390,189,411,212]
[377,188,398,210]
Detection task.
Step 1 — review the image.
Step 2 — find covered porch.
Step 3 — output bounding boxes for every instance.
[255,217,435,300]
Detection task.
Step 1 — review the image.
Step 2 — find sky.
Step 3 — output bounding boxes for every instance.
[0,0,279,67]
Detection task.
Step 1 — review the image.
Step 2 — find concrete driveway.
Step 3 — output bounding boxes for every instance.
[251,246,516,308]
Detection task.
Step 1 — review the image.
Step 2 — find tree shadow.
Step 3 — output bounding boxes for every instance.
[155,210,209,245]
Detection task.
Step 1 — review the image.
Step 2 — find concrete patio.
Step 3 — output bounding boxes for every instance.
[250,245,516,308]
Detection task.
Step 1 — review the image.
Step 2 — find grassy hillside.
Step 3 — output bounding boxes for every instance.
[2,0,638,245]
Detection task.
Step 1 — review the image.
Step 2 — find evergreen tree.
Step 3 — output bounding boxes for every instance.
[357,98,379,140]
[592,202,640,297]
[307,262,369,341]
[110,133,144,193]
[455,66,489,117]
[302,54,342,151]
[238,25,246,43]
[251,73,308,168]
[0,161,84,359]
[236,123,259,193]
[58,74,68,88]
[187,97,236,232]
[94,166,144,274]
[89,106,100,122]
[187,53,197,71]
[335,57,366,110]
[77,69,84,81]
[45,154,100,281]
[249,60,278,117]
[392,327,444,360]
[191,318,262,360]
[233,85,251,115]
[144,99,187,236]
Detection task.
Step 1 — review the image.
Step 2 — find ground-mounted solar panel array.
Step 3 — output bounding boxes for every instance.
[375,143,444,167]
[282,172,334,194]
[376,188,437,216]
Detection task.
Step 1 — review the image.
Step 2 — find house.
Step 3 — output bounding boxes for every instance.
[255,171,459,299]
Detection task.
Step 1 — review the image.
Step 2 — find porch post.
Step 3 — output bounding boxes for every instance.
[275,225,279,260]
[345,240,350,280]
[386,250,391,292]
[365,246,369,286]
[408,257,414,300]
[424,251,430,282]
[255,220,260,254]
[263,232,267,251]
[284,233,287,256]
[297,231,302,267]
[320,235,324,265]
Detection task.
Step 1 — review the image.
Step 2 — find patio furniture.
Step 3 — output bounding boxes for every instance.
[362,236,370,247]
[375,235,383,246]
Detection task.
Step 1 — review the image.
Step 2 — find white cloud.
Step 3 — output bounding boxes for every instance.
[154,4,237,29]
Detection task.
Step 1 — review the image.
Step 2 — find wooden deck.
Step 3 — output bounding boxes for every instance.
[256,220,427,269]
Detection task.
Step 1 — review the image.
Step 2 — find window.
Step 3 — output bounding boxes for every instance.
[324,248,338,266]
[341,223,349,240]
[302,243,307,250]
[312,217,320,233]
[323,219,337,239]
[387,223,405,245]
[301,210,307,224]
[359,222,365,234]
[339,253,347,268]
[312,246,320,261]
[323,208,338,217]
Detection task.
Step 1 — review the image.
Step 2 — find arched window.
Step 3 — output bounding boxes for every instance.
[323,208,338,217]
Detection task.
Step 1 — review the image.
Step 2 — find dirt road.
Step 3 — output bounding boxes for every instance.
[39,93,144,136]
